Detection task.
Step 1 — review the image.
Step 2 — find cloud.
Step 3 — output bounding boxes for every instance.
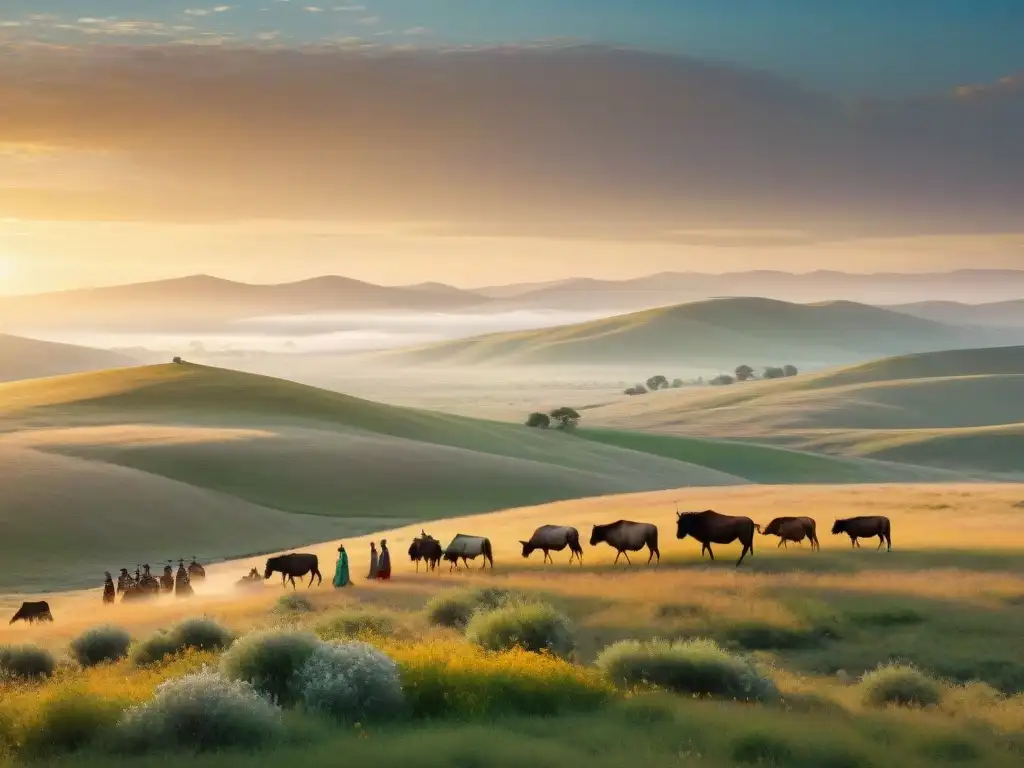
[0,45,1020,232]
[184,6,235,16]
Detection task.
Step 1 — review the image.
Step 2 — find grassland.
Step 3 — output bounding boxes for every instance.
[2,363,968,594]
[368,297,988,367]
[583,346,1024,477]
[4,484,1024,767]
[0,334,135,383]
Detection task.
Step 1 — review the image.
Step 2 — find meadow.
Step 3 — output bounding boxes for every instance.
[3,484,1024,766]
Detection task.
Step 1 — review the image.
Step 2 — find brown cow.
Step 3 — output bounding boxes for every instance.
[676,510,760,567]
[763,516,820,551]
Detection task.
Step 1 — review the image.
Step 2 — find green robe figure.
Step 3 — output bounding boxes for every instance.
[333,544,351,588]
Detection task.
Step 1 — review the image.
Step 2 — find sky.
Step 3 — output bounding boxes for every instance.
[0,1,1022,293]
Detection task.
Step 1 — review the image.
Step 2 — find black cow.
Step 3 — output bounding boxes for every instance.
[409,532,443,572]
[264,553,322,589]
[832,516,892,551]
[9,601,53,625]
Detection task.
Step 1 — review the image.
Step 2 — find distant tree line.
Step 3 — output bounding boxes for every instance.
[711,364,798,386]
[624,375,701,396]
[526,407,581,430]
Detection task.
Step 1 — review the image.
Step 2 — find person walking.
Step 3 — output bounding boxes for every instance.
[333,544,351,588]
[366,541,379,580]
[376,539,392,580]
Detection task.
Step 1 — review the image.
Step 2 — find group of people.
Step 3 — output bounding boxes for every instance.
[332,539,391,588]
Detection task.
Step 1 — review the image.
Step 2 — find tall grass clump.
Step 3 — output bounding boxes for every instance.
[21,690,123,757]
[116,669,282,754]
[131,618,233,666]
[383,638,610,718]
[274,593,316,615]
[0,645,55,680]
[69,626,132,668]
[219,630,320,706]
[296,642,405,723]
[596,638,778,703]
[466,600,574,658]
[425,587,516,630]
[316,610,394,641]
[859,664,943,709]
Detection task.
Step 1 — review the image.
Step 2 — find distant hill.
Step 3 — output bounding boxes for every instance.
[0,275,491,333]
[583,345,1024,477]
[0,334,137,382]
[370,297,1002,367]
[486,270,1024,311]
[0,362,963,592]
[885,300,1024,329]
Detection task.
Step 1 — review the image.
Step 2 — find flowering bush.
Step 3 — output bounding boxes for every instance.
[297,642,405,722]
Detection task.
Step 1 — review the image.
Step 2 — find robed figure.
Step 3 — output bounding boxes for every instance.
[333,544,351,588]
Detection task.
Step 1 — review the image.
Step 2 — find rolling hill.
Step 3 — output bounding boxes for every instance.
[583,345,1024,477]
[0,274,489,333]
[369,297,1002,367]
[885,299,1024,329]
[0,333,137,383]
[0,362,964,592]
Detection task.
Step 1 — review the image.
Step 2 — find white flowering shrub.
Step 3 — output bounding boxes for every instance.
[296,641,405,723]
[116,668,283,753]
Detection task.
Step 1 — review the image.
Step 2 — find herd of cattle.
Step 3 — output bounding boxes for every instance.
[7,511,892,624]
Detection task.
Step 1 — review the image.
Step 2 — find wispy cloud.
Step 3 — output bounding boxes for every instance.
[184,6,235,17]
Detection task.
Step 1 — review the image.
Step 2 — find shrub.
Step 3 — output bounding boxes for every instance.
[316,610,394,641]
[116,669,282,753]
[297,642,405,723]
[131,618,233,666]
[859,664,942,709]
[22,691,122,756]
[595,638,778,702]
[425,587,515,630]
[466,601,574,658]
[70,626,132,668]
[385,639,610,718]
[0,645,55,680]
[219,630,320,706]
[723,622,830,651]
[525,412,550,428]
[274,594,316,615]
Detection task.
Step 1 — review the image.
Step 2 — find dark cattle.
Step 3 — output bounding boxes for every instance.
[264,553,322,589]
[676,510,760,567]
[443,534,494,571]
[832,516,892,551]
[762,516,819,551]
[409,531,444,572]
[590,521,659,566]
[520,525,583,565]
[9,601,53,625]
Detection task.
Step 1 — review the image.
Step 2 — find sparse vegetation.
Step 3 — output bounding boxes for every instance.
[274,594,316,615]
[316,610,394,640]
[70,626,132,668]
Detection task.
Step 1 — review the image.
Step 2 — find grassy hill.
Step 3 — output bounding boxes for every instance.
[0,363,969,593]
[583,346,1024,476]
[0,334,137,383]
[369,297,996,367]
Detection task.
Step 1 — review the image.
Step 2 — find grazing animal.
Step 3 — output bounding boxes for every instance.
[520,525,583,564]
[264,553,322,589]
[408,531,443,572]
[762,516,819,551]
[9,601,53,625]
[188,557,206,583]
[676,510,760,567]
[103,572,116,605]
[832,516,892,551]
[442,534,494,571]
[589,521,659,566]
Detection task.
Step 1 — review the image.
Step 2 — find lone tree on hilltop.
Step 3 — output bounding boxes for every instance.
[172,356,184,364]
[549,407,581,430]
[646,375,669,391]
[783,365,799,377]
[526,412,551,428]
[735,365,755,382]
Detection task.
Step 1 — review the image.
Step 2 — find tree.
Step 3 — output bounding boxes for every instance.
[525,412,550,428]
[783,365,799,377]
[710,374,736,386]
[646,375,669,391]
[735,365,755,382]
[624,385,647,396]
[762,366,785,379]
[172,356,184,364]
[671,378,684,388]
[549,407,581,430]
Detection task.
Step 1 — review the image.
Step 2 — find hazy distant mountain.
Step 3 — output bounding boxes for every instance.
[885,300,1024,328]
[0,275,491,333]
[371,297,1010,368]
[0,334,137,382]
[490,270,1024,311]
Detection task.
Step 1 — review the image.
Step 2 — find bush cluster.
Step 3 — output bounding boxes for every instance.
[425,587,516,629]
[69,626,132,668]
[274,594,316,615]
[316,610,394,641]
[0,645,55,680]
[131,618,234,667]
[297,642,405,723]
[595,638,778,702]
[859,664,943,708]
[466,601,575,658]
[219,630,320,706]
